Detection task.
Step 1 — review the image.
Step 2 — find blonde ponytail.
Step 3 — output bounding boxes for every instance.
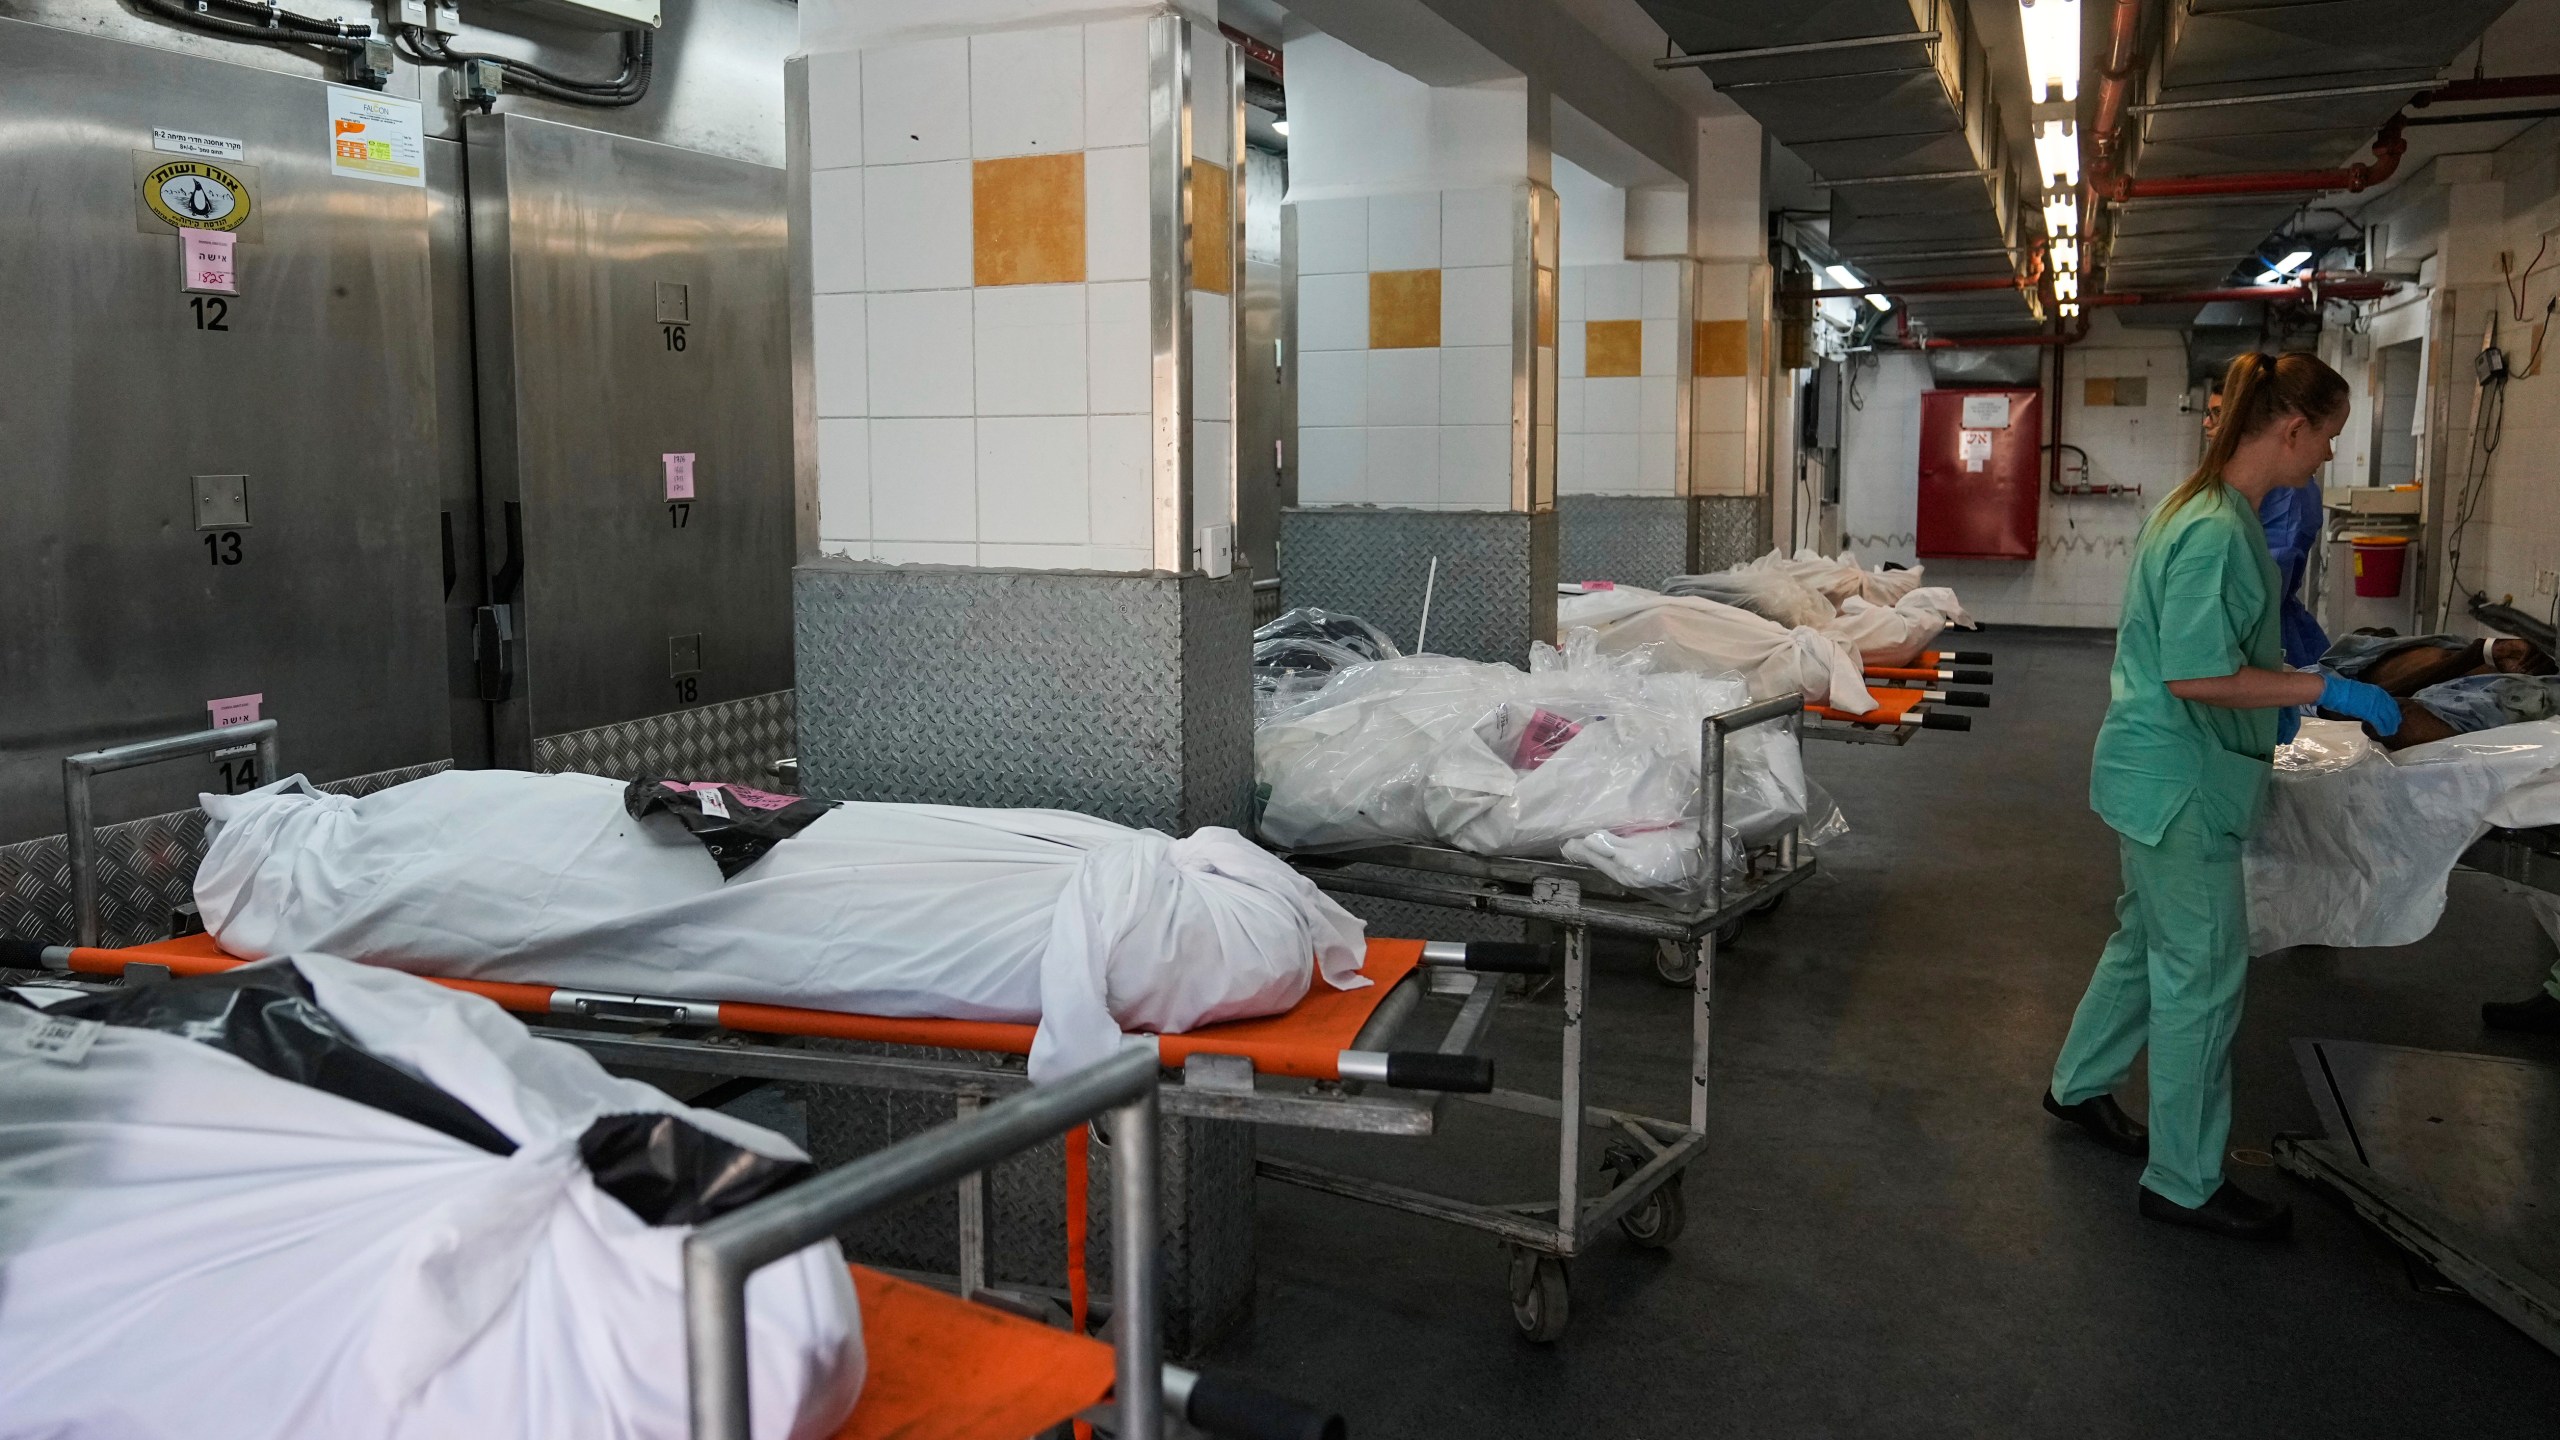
[2151,350,2350,528]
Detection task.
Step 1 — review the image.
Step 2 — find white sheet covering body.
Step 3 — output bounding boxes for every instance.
[2249,717,2560,952]
[0,955,861,1440]
[195,772,1368,1080]
[1255,631,1826,892]
[1557,586,1878,713]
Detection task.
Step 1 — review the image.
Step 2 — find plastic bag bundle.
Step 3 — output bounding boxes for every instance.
[1556,585,1877,713]
[1823,587,1977,668]
[0,955,862,1440]
[194,771,1368,1082]
[1255,629,1833,894]
[1253,606,1403,661]
[1254,635,1375,719]
[2248,716,2560,952]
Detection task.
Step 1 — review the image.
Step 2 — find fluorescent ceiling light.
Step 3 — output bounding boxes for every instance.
[2019,0,2082,104]
[1822,264,1892,311]
[2256,248,2313,284]
[2058,301,2082,317]
[2043,195,2078,237]
[2034,120,2080,189]
[2053,271,2079,300]
[2052,238,2080,270]
[1271,119,1288,135]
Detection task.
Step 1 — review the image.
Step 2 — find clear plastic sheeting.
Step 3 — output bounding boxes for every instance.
[1659,567,1836,628]
[0,955,864,1440]
[1556,585,1878,712]
[1255,630,1839,896]
[2249,717,2560,953]
[193,771,1369,1083]
[1667,548,1930,615]
[1253,606,1403,661]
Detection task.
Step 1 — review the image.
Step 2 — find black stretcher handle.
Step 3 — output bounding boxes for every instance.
[1918,711,1973,732]
[1462,940,1556,974]
[1184,1372,1348,1440]
[1943,649,1993,664]
[1950,668,1995,686]
[1384,1052,1495,1092]
[0,938,52,968]
[1939,690,1990,708]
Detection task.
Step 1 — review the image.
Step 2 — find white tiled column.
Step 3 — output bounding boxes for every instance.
[795,3,1238,576]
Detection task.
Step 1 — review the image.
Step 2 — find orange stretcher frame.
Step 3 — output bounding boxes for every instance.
[1806,685,1931,725]
[838,1266,1114,1440]
[61,934,1428,1083]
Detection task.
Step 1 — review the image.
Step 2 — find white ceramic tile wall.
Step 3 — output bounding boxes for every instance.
[1285,185,1523,509]
[1557,259,1685,496]
[803,17,1240,569]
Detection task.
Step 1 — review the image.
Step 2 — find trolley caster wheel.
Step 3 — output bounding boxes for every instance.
[1506,1248,1570,1343]
[1652,938,1700,986]
[1603,1142,1686,1251]
[1715,917,1745,946]
[1751,888,1789,917]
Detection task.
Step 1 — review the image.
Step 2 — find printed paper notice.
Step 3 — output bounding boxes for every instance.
[664,452,697,500]
[154,127,245,162]
[1959,429,1993,473]
[327,87,425,187]
[208,693,264,727]
[1960,394,2012,429]
[181,228,237,295]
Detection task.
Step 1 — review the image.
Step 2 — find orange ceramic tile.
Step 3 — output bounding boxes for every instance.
[1190,161,1232,296]
[1369,269,1441,349]
[974,152,1086,287]
[1694,319,1747,378]
[1585,319,1643,378]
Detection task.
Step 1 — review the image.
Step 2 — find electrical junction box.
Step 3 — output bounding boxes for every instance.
[482,0,660,30]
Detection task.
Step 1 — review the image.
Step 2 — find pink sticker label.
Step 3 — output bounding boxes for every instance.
[1581,580,1616,590]
[1509,709,1584,771]
[207,693,262,727]
[181,228,236,295]
[663,452,696,500]
[663,781,796,811]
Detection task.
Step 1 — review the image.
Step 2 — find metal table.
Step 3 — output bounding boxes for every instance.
[1269,693,1820,1340]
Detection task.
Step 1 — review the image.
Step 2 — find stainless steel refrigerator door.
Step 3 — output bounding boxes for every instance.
[0,18,451,840]
[465,112,792,768]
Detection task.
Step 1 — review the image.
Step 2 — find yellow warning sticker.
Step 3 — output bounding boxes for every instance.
[143,158,252,232]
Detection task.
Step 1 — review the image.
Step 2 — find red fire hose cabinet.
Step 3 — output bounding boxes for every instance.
[1916,388,2042,560]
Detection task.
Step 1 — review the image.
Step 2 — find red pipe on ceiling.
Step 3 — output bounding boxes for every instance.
[1884,276,2399,347]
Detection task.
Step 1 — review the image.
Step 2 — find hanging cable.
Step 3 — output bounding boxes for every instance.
[2442,312,2512,616]
[397,23,655,109]
[133,0,389,84]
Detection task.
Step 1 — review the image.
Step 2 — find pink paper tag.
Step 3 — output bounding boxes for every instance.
[207,693,262,728]
[1510,709,1584,771]
[663,452,696,500]
[181,228,236,295]
[1581,580,1616,590]
[662,780,796,811]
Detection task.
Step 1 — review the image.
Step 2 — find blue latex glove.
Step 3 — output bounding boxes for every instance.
[2320,673,2404,737]
[2276,705,2302,745]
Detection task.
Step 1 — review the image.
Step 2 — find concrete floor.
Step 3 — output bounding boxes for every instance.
[1218,627,2560,1438]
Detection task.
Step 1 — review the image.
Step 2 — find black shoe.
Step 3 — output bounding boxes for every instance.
[2139,1181,2293,1240]
[2482,992,2560,1035]
[2043,1090,2149,1158]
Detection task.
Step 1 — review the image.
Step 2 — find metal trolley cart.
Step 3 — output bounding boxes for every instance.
[1269,693,1821,1340]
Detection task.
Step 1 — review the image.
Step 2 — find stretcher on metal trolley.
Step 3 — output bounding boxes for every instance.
[1268,692,1821,1340]
[1807,646,1995,745]
[25,722,1534,1368]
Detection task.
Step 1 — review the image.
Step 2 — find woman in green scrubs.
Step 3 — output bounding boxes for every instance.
[2041,351,2397,1240]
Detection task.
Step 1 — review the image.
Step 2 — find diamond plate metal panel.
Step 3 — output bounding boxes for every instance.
[796,1074,1253,1359]
[533,690,795,788]
[794,566,1253,834]
[1277,509,1559,665]
[0,761,451,947]
[1695,494,1773,573]
[1558,495,1696,588]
